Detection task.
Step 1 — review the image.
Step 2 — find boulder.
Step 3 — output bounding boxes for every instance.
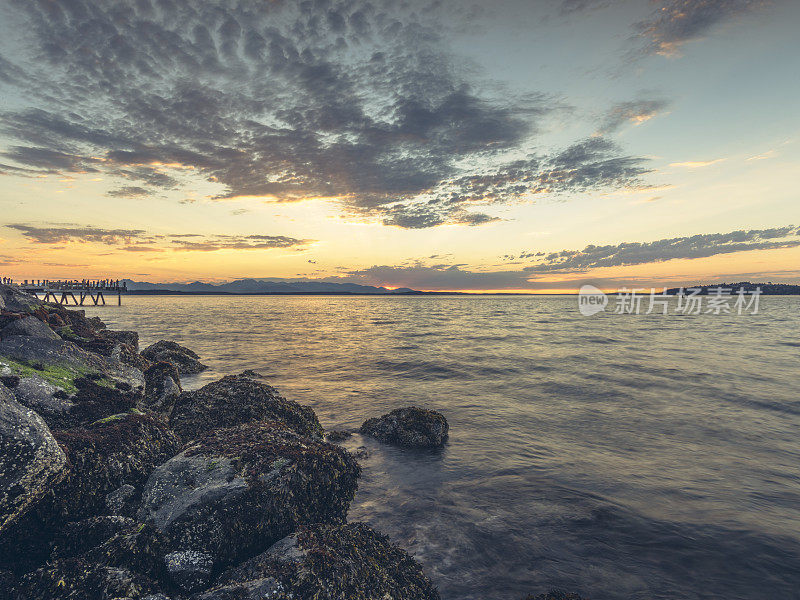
[197,523,440,600]
[137,420,360,568]
[101,330,140,351]
[142,341,207,375]
[0,385,67,532]
[0,336,145,428]
[46,413,181,522]
[325,429,352,443]
[143,362,181,417]
[0,283,41,313]
[169,372,322,441]
[0,316,59,341]
[360,406,449,448]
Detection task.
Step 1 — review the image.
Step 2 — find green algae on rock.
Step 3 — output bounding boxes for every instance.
[138,420,360,568]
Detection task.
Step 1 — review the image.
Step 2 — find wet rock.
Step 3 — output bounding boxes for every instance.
[0,385,67,532]
[202,523,440,600]
[138,420,360,568]
[45,413,181,522]
[106,484,138,517]
[169,372,322,441]
[143,362,181,417]
[0,316,59,341]
[354,446,370,460]
[360,406,449,448]
[0,336,145,428]
[164,550,213,592]
[15,558,161,600]
[325,429,352,443]
[142,341,207,375]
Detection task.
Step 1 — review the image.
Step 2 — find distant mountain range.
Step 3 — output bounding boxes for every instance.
[123,278,423,295]
[664,282,800,295]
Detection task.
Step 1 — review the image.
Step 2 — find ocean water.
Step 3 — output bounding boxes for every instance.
[83,295,800,600]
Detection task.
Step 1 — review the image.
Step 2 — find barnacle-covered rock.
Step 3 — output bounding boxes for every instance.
[46,413,181,522]
[138,420,360,568]
[169,372,322,441]
[14,558,161,600]
[0,385,66,533]
[197,523,440,600]
[360,406,449,448]
[142,341,207,375]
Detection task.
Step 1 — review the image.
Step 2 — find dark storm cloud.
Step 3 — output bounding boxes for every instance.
[6,224,147,245]
[597,99,669,134]
[524,226,800,273]
[0,0,652,227]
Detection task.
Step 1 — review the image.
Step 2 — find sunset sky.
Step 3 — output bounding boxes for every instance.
[0,0,798,292]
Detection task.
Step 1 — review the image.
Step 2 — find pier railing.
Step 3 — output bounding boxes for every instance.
[5,279,127,306]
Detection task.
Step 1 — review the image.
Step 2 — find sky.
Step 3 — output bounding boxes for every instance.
[0,0,798,292]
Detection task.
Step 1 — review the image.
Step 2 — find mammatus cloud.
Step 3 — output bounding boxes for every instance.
[345,226,800,289]
[0,0,653,228]
[598,99,669,134]
[4,224,312,252]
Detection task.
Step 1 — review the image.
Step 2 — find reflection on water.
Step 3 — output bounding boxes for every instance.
[84,295,800,600]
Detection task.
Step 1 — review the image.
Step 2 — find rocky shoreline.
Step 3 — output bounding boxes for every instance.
[0,283,584,600]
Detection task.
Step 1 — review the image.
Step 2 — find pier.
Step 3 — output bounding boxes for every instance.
[3,279,127,306]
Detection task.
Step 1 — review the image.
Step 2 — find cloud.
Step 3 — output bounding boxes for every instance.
[598,99,669,134]
[345,225,800,289]
[0,0,653,228]
[4,223,312,252]
[523,226,800,273]
[635,0,768,57]
[106,186,151,198]
[669,158,726,168]
[171,235,312,251]
[6,224,147,245]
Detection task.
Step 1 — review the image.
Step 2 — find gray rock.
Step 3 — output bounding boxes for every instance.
[192,577,284,600]
[325,429,352,443]
[360,406,449,448]
[106,484,137,516]
[6,372,74,423]
[0,316,60,341]
[101,330,140,351]
[0,385,67,532]
[138,420,360,568]
[164,550,214,592]
[0,283,41,313]
[141,341,207,375]
[143,362,181,417]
